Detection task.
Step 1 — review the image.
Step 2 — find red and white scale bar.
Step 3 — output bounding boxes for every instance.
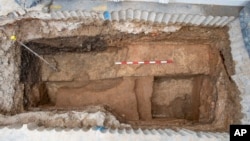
[115,60,173,65]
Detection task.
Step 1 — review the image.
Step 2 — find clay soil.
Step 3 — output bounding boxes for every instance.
[12,21,242,132]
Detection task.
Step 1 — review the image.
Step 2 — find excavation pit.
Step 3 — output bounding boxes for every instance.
[19,24,241,131]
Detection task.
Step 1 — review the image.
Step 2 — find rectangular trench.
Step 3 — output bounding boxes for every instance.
[18,26,241,131]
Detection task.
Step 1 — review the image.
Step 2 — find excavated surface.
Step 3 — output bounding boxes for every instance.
[0,20,242,132]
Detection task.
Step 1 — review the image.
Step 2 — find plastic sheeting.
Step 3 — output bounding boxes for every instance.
[240,2,250,56]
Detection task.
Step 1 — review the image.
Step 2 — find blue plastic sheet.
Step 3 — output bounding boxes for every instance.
[240,3,250,56]
[15,0,42,8]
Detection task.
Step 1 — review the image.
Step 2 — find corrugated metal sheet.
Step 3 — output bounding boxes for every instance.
[50,9,235,27]
[0,16,246,141]
[228,19,250,125]
[0,124,229,141]
[108,0,248,6]
[0,6,247,141]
